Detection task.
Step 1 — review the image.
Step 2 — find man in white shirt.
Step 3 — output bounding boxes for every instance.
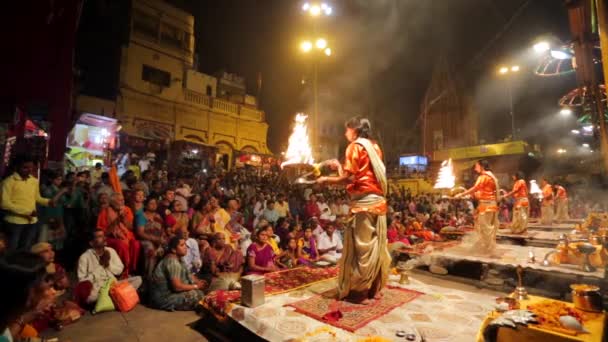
[76,230,142,305]
[311,217,325,239]
[317,223,343,264]
[316,194,330,215]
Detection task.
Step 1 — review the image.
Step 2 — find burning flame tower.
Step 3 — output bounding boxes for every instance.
[434,159,456,189]
[281,113,315,168]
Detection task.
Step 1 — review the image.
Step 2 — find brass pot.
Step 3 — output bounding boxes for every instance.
[571,284,603,312]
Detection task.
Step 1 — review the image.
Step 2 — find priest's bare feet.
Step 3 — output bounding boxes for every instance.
[373,292,383,300]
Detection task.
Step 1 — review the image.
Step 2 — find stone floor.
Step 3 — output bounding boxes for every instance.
[42,273,505,342]
[44,305,207,342]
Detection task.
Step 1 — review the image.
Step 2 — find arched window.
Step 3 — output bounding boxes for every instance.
[206,85,212,96]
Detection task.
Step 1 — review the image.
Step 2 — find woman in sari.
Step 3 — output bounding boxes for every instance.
[136,198,166,277]
[165,200,190,236]
[245,229,278,275]
[297,226,318,264]
[317,116,391,303]
[199,232,243,290]
[149,236,206,311]
[130,189,145,218]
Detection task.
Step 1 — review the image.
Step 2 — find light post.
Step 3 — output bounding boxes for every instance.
[300,38,332,149]
[302,2,333,16]
[498,65,520,140]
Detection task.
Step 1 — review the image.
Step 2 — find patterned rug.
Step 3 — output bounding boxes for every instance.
[201,266,339,316]
[285,286,423,332]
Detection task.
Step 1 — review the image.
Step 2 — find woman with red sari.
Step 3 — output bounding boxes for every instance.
[96,193,140,277]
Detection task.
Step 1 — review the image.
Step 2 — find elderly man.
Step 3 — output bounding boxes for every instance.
[96,193,140,277]
[75,230,142,307]
[199,232,243,291]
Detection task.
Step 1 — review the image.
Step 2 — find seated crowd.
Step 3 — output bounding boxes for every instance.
[0,154,604,341]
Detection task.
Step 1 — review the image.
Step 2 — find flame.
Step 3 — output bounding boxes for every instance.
[281,113,314,168]
[529,180,543,199]
[434,158,455,189]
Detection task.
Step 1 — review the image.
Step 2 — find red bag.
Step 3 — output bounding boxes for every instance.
[109,281,139,312]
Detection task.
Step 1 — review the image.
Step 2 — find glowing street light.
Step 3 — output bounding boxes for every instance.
[499,67,509,74]
[300,40,313,52]
[571,129,580,134]
[511,65,520,72]
[550,49,572,60]
[582,143,590,148]
[302,3,332,16]
[533,41,551,53]
[560,108,572,116]
[315,38,327,49]
[324,47,331,56]
[557,148,567,154]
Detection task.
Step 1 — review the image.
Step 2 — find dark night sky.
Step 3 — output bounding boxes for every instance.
[169,0,577,157]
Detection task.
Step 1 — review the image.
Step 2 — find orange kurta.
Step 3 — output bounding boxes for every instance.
[343,141,386,214]
[542,184,554,205]
[556,186,567,200]
[471,171,498,213]
[512,179,529,208]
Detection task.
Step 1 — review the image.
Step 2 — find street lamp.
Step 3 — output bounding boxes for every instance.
[560,108,572,116]
[533,41,551,53]
[300,38,333,150]
[302,2,332,16]
[498,65,520,140]
[300,40,313,52]
[571,129,580,134]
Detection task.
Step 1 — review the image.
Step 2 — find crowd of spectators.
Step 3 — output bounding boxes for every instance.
[0,153,606,341]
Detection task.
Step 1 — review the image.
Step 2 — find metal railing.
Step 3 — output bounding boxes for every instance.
[183,89,263,121]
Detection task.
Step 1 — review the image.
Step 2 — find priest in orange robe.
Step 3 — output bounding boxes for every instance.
[454,160,500,255]
[541,178,554,225]
[317,117,390,303]
[503,172,529,234]
[554,183,569,222]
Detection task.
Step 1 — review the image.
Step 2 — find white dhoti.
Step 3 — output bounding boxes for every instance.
[555,199,569,222]
[541,203,554,225]
[510,205,529,234]
[338,194,391,300]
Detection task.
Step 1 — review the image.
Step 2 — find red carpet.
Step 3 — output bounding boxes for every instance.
[202,266,339,315]
[286,286,423,332]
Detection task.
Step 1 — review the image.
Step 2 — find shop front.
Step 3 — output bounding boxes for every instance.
[169,140,217,175]
[65,113,118,170]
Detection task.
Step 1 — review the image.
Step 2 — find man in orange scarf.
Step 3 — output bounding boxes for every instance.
[503,172,529,234]
[554,183,569,223]
[454,160,499,255]
[541,178,554,225]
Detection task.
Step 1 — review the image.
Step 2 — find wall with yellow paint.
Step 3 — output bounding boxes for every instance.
[74,0,271,170]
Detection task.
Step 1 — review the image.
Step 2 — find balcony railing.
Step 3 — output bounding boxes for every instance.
[183,89,264,121]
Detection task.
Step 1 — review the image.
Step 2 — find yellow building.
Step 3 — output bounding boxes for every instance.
[76,0,270,169]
